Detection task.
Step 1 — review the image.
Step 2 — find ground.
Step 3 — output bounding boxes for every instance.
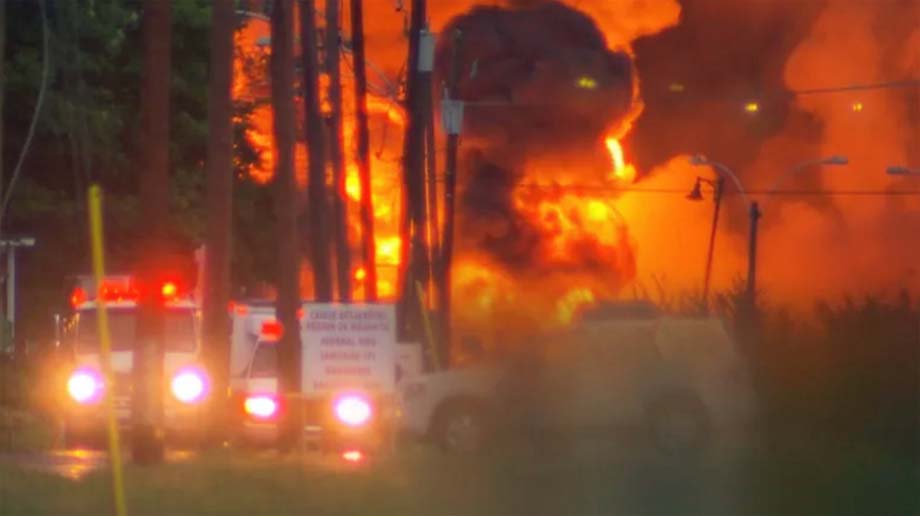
[1,429,916,516]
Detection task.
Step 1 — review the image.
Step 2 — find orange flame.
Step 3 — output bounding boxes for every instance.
[606,137,638,183]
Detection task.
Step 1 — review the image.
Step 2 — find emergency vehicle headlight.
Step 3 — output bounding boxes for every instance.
[244,395,278,420]
[68,369,102,404]
[333,394,372,427]
[171,367,208,404]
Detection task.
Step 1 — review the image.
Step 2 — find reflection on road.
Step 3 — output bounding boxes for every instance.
[2,448,197,481]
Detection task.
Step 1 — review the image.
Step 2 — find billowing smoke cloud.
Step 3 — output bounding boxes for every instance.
[626,0,920,305]
[434,1,637,279]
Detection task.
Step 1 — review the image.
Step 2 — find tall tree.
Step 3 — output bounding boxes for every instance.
[202,0,235,445]
[325,0,351,302]
[133,0,172,465]
[300,0,332,301]
[349,0,377,301]
[271,0,302,451]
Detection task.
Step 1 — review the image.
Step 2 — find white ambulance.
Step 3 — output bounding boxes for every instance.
[229,301,399,459]
[60,275,209,446]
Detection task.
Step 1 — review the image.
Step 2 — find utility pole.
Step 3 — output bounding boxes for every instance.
[134,0,171,465]
[425,75,439,286]
[325,0,351,302]
[271,0,302,452]
[745,201,761,317]
[349,0,378,301]
[202,0,235,445]
[398,0,431,342]
[0,0,5,229]
[701,176,724,313]
[0,0,6,353]
[300,0,333,302]
[438,30,463,367]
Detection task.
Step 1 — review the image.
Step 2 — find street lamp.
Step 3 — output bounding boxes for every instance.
[687,155,847,314]
[1,236,35,347]
[687,176,725,313]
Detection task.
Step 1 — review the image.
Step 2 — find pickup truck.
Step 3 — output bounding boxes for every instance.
[397,315,758,455]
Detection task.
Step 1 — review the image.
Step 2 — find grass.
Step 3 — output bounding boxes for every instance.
[0,436,916,516]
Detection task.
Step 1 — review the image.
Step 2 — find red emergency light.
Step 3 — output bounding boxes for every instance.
[161,281,178,299]
[260,320,283,340]
[70,277,183,307]
[70,287,87,308]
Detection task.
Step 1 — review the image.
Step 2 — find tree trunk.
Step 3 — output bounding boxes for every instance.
[271,0,302,452]
[134,0,171,465]
[325,0,351,302]
[300,0,333,302]
[349,0,377,302]
[202,0,235,446]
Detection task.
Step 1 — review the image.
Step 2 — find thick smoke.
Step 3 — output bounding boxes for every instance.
[630,0,826,172]
[626,0,920,304]
[435,1,637,277]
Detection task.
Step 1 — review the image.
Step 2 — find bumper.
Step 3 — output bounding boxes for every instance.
[65,399,206,436]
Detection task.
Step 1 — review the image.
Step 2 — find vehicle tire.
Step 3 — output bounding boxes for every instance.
[433,400,490,454]
[647,393,711,455]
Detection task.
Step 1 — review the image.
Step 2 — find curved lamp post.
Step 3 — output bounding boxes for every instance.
[688,154,848,313]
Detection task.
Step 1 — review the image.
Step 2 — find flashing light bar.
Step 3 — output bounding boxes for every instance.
[70,277,186,307]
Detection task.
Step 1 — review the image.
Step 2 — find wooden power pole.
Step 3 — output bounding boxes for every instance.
[438,30,463,369]
[349,0,378,301]
[134,0,171,465]
[398,0,431,342]
[301,0,333,302]
[202,0,235,445]
[270,0,302,452]
[325,0,351,302]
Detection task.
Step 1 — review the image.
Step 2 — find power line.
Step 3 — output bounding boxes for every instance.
[451,181,920,197]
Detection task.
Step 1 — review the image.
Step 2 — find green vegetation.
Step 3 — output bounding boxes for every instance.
[4,1,267,346]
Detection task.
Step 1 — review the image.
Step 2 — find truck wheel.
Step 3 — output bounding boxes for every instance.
[434,401,489,454]
[647,394,711,455]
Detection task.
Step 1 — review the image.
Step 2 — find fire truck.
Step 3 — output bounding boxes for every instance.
[60,275,209,446]
[229,301,399,460]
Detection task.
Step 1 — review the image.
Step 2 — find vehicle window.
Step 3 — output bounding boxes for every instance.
[249,342,277,377]
[164,310,197,352]
[77,310,135,352]
[76,308,197,353]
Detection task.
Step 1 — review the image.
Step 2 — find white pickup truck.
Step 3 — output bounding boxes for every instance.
[397,314,758,455]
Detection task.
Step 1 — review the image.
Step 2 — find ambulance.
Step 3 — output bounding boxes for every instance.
[60,275,209,446]
[229,301,399,459]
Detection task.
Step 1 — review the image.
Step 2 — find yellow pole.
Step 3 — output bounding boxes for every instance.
[414,281,440,371]
[88,185,128,516]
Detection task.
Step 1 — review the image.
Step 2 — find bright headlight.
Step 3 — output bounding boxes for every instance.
[68,369,102,404]
[171,367,207,404]
[244,395,278,420]
[333,394,372,427]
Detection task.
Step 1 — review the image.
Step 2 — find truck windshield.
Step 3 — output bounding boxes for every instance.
[76,308,197,353]
[249,342,277,378]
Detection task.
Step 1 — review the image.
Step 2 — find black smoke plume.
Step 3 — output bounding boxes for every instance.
[434,1,638,277]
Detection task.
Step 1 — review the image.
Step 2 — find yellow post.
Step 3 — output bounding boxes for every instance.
[414,281,440,371]
[88,185,128,516]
